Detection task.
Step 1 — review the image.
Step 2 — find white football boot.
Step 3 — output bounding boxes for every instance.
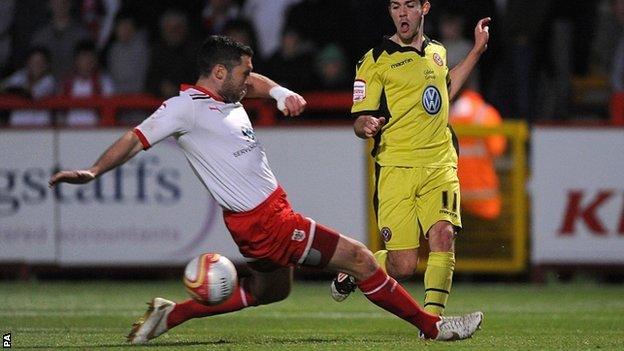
[127,297,175,344]
[434,311,483,341]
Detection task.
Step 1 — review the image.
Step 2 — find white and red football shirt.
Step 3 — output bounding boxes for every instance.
[134,85,278,212]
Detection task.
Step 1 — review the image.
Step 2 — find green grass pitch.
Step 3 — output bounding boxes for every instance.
[1,279,623,350]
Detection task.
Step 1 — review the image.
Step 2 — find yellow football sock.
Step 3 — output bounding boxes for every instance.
[424,251,455,315]
[373,250,388,272]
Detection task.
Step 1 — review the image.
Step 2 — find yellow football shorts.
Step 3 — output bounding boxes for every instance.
[374,165,462,250]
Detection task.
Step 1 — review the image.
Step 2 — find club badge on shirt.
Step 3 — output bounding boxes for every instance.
[433,53,444,66]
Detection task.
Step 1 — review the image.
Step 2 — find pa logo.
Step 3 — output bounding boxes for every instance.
[241,126,255,141]
[422,86,442,115]
[3,333,10,348]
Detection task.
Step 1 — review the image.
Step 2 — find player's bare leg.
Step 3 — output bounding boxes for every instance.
[127,264,292,344]
[331,247,418,301]
[335,221,457,315]
[326,234,482,341]
[243,262,293,305]
[384,249,419,280]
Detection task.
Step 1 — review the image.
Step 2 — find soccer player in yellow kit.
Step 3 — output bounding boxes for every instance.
[331,0,490,316]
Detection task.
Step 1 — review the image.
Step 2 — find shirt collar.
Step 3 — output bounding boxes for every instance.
[180,84,224,102]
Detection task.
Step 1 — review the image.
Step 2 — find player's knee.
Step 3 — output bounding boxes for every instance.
[428,223,455,252]
[254,284,291,305]
[248,271,292,305]
[349,242,378,279]
[386,258,417,281]
[265,285,291,304]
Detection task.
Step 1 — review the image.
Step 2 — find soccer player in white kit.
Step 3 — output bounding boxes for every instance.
[49,36,482,344]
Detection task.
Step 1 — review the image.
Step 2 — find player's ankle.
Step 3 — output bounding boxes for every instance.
[421,315,442,339]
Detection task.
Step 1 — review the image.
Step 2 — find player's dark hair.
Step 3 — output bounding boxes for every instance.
[197,35,254,76]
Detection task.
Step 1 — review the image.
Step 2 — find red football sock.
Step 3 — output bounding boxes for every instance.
[167,278,258,328]
[358,268,440,338]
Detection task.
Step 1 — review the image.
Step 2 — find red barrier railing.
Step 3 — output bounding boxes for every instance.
[610,92,624,126]
[0,92,354,127]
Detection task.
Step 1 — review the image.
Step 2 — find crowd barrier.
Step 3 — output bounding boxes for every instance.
[3,93,623,279]
[609,92,624,126]
[0,92,354,126]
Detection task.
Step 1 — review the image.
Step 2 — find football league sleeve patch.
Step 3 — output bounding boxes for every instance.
[353,80,366,102]
[351,51,383,114]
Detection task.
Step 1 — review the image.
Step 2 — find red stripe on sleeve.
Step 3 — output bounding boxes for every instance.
[133,128,151,150]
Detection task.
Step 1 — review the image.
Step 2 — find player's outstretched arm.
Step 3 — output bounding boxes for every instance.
[448,17,491,100]
[354,115,386,139]
[49,130,144,187]
[245,72,307,116]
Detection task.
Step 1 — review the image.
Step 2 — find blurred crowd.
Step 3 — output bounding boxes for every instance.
[0,0,622,126]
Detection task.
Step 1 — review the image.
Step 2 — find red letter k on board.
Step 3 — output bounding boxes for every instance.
[558,190,613,235]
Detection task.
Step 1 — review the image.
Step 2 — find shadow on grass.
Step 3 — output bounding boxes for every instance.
[244,336,390,345]
[24,339,231,349]
[261,337,344,344]
[25,336,390,349]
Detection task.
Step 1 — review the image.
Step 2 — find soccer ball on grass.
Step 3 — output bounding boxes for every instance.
[183,253,237,305]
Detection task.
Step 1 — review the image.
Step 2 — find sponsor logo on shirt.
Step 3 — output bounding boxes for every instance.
[439,209,458,218]
[390,57,413,69]
[233,141,260,157]
[424,68,435,80]
[241,126,256,141]
[422,85,442,115]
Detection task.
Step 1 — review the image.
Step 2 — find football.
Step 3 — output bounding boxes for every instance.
[183,253,237,305]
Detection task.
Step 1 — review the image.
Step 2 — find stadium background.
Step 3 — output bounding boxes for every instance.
[1,1,623,349]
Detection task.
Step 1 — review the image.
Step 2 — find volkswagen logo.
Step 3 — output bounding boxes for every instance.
[422,86,442,115]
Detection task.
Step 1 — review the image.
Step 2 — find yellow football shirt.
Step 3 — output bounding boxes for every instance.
[352,37,458,167]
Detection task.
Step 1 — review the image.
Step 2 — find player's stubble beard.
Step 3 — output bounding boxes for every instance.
[220,73,247,103]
